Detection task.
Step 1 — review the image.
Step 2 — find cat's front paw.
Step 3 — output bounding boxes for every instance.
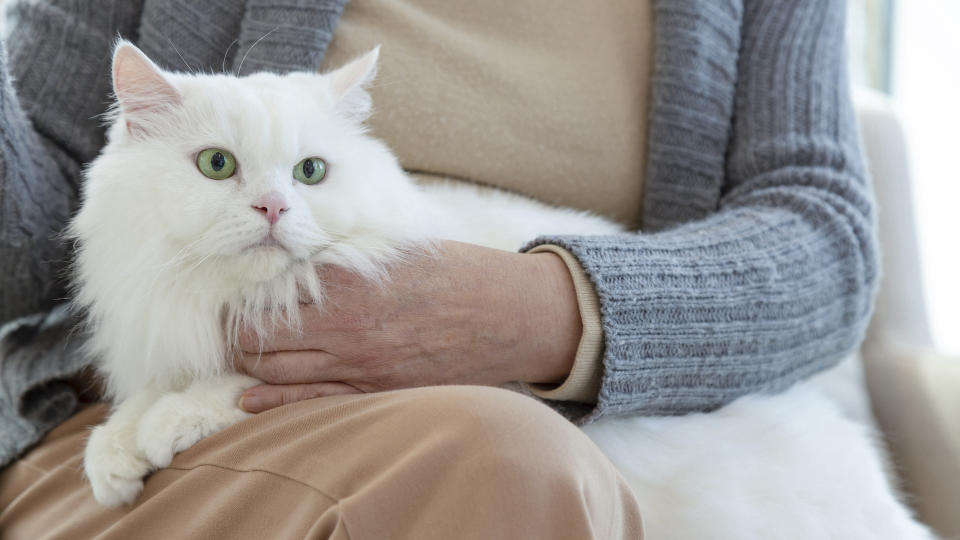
[136,392,252,469]
[84,424,152,507]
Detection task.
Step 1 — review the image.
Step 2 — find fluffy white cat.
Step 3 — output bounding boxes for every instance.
[71,42,935,539]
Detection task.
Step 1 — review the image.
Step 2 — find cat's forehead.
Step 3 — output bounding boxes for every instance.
[176,71,328,106]
[167,72,343,157]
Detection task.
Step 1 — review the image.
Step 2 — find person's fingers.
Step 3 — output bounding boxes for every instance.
[239,382,362,413]
[238,350,345,384]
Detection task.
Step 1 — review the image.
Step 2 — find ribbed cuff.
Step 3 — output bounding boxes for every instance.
[523,245,603,404]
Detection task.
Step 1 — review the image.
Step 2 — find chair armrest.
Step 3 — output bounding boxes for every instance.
[853,89,934,356]
[864,349,960,539]
[854,90,959,537]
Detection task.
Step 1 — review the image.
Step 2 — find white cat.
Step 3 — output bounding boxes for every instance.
[71,42,935,539]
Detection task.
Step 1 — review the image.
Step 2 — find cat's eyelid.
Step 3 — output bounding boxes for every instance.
[295,156,332,170]
[192,146,234,156]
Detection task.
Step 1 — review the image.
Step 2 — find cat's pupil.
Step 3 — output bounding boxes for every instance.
[303,159,315,178]
[210,152,225,171]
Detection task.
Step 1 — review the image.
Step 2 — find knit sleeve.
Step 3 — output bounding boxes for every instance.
[134,0,348,75]
[0,1,145,465]
[0,42,74,324]
[523,0,877,422]
[1,0,146,323]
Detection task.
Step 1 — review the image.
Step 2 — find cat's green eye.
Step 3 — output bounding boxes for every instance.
[196,148,237,180]
[293,157,327,185]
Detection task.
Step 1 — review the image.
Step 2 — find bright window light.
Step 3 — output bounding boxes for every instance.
[890,1,960,354]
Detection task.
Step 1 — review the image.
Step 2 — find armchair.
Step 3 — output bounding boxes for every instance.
[855,88,960,539]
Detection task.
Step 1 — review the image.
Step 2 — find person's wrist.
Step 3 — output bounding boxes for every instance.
[512,251,582,385]
[430,241,581,387]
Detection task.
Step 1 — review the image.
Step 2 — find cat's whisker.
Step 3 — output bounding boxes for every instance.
[141,234,211,294]
[221,39,239,74]
[116,239,204,307]
[363,78,403,92]
[165,37,193,74]
[178,249,222,281]
[155,235,207,270]
[148,232,228,296]
[235,27,279,77]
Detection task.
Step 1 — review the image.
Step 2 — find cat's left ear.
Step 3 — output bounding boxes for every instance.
[324,46,380,121]
[112,40,182,135]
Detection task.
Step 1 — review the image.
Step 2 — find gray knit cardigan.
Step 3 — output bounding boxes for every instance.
[0,0,876,466]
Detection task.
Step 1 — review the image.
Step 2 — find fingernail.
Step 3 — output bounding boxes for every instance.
[239,393,263,413]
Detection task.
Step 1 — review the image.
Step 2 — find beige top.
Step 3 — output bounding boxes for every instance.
[321,0,654,401]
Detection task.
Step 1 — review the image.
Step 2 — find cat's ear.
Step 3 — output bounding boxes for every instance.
[112,40,181,134]
[325,46,380,121]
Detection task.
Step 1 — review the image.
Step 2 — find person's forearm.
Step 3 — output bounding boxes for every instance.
[524,244,604,404]
[524,0,876,423]
[511,250,582,385]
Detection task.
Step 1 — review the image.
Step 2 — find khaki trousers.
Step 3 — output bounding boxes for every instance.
[0,386,643,539]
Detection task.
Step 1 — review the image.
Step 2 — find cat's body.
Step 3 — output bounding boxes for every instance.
[72,43,935,539]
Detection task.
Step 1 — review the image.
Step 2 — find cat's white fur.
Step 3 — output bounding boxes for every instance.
[71,42,935,539]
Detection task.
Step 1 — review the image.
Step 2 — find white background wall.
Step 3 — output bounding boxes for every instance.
[889,1,960,354]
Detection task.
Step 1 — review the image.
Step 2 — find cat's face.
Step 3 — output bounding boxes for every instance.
[74,42,414,291]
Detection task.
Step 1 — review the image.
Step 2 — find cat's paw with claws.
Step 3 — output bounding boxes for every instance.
[84,424,152,507]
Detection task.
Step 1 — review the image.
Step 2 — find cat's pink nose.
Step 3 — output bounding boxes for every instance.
[251,191,289,225]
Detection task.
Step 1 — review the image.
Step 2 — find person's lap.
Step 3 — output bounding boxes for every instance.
[0,385,643,539]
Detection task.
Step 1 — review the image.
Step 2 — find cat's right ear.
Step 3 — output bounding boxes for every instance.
[325,46,380,122]
[112,40,181,135]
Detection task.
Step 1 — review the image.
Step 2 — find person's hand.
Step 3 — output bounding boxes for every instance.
[236,240,582,412]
